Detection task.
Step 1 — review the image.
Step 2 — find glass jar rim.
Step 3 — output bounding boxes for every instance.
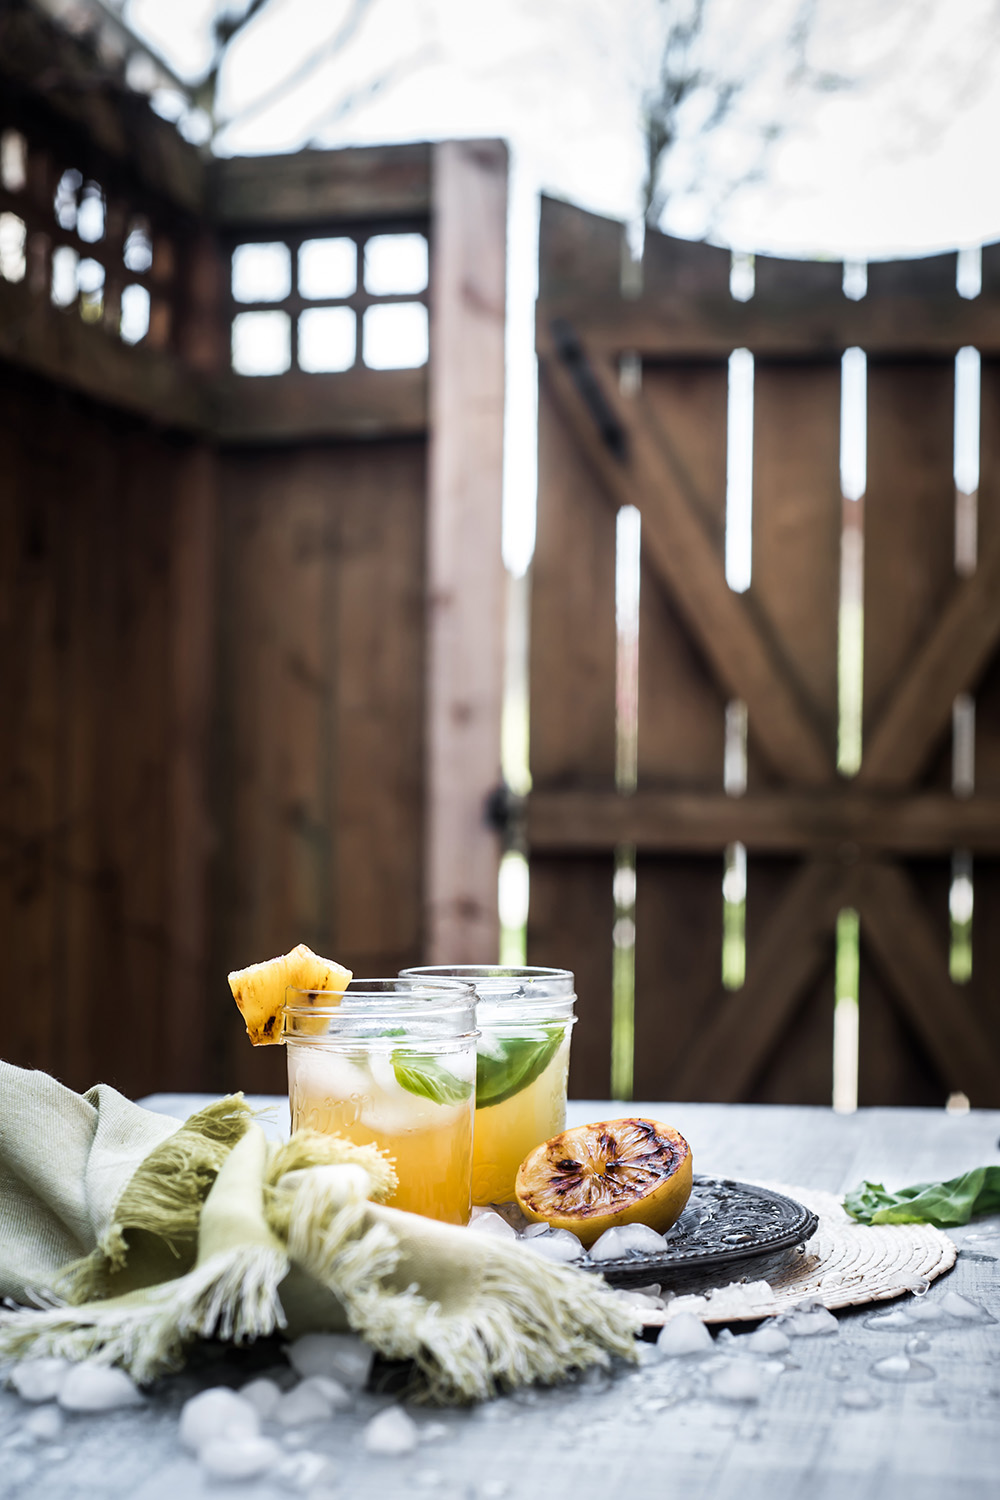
[399,964,576,1006]
[284,975,475,1019]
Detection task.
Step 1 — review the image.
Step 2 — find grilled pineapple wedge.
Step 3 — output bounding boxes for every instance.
[228,942,351,1045]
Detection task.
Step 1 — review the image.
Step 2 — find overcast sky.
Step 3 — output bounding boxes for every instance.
[125,0,1000,259]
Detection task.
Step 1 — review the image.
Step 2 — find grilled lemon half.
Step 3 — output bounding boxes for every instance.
[515,1117,693,1249]
[228,942,351,1045]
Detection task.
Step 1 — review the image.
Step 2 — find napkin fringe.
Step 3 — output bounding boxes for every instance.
[284,1179,640,1404]
[0,1243,289,1384]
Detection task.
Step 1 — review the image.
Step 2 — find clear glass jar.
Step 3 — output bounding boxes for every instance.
[285,977,477,1224]
[400,965,576,1204]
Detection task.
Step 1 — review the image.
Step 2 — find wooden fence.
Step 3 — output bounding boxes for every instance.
[0,3,506,1098]
[527,196,1000,1108]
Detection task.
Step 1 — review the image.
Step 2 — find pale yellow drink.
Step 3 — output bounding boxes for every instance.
[471,1030,572,1205]
[400,966,577,1206]
[285,980,477,1225]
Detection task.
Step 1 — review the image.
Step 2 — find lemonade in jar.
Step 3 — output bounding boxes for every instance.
[400,966,576,1204]
[285,978,477,1224]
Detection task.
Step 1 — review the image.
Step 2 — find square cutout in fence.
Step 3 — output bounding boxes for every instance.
[51,245,78,308]
[232,242,291,303]
[298,306,356,372]
[0,213,26,282]
[77,183,105,244]
[1,129,27,193]
[120,284,150,344]
[54,169,82,232]
[232,309,291,375]
[363,302,428,369]
[364,233,428,295]
[299,238,356,299]
[78,258,104,322]
[124,218,153,274]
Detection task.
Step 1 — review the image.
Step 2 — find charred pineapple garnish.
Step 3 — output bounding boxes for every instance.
[228,943,351,1046]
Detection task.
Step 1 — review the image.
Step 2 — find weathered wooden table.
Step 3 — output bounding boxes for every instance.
[1,1099,998,1500]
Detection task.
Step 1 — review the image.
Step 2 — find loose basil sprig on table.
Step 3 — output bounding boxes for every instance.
[844,1166,1000,1226]
[475,1027,564,1110]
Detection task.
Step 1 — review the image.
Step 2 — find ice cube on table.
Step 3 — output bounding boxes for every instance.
[24,1404,64,1442]
[589,1223,667,1260]
[10,1359,71,1404]
[240,1376,282,1419]
[286,1332,372,1389]
[785,1305,839,1337]
[273,1450,331,1490]
[199,1434,281,1481]
[468,1211,518,1241]
[744,1322,791,1355]
[58,1362,143,1412]
[940,1290,988,1320]
[519,1235,582,1263]
[276,1376,351,1426]
[710,1359,766,1402]
[363,1405,419,1456]
[179,1387,259,1452]
[870,1353,936,1382]
[656,1312,714,1357]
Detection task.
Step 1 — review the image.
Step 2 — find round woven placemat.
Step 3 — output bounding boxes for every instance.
[641,1182,957,1326]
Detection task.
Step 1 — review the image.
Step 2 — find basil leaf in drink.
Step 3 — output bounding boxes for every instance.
[475,1027,564,1110]
[391,1053,473,1106]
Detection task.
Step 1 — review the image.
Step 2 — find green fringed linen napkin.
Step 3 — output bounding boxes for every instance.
[0,1062,639,1403]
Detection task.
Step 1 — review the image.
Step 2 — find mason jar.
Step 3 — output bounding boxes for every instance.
[400,965,576,1204]
[285,977,477,1224]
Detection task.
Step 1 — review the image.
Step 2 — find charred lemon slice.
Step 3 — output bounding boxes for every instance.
[228,943,351,1046]
[515,1118,693,1249]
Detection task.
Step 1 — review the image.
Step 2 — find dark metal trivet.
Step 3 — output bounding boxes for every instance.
[577,1176,819,1293]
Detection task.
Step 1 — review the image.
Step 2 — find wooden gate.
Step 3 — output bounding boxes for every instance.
[1,5,506,1098]
[528,196,1000,1108]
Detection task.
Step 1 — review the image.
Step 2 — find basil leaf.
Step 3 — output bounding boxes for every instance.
[844,1167,1000,1226]
[391,1053,473,1107]
[475,1028,564,1110]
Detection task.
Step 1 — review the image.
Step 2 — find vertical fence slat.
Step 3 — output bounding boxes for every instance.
[0,376,60,1079]
[528,379,616,1096]
[632,364,727,1100]
[752,361,842,760]
[859,361,956,1101]
[218,449,335,1095]
[335,442,426,978]
[963,358,1000,1083]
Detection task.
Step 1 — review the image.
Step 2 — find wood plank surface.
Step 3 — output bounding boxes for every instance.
[632,855,723,1100]
[862,361,956,764]
[425,139,507,963]
[214,441,429,1094]
[636,364,728,787]
[526,787,1000,853]
[751,360,842,765]
[854,859,1000,1106]
[211,144,432,227]
[669,859,846,1101]
[333,444,426,979]
[527,855,615,1100]
[38,1096,1000,1500]
[538,346,832,785]
[164,444,219,1092]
